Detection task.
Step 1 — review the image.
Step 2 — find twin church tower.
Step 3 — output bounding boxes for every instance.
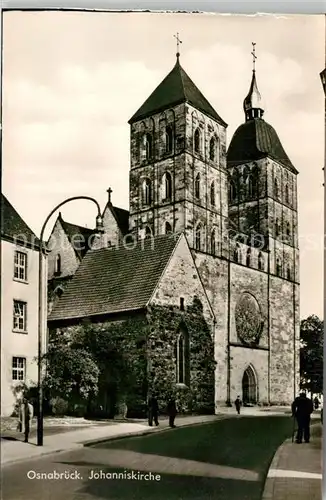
[126,42,299,404]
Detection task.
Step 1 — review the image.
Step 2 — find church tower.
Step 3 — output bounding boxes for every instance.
[128,49,228,256]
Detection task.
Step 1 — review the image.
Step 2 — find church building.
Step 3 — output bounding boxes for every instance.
[48,48,300,412]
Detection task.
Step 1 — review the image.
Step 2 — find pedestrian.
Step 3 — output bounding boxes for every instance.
[291,391,313,444]
[313,396,320,410]
[148,393,159,427]
[18,397,34,443]
[167,396,177,428]
[234,395,242,415]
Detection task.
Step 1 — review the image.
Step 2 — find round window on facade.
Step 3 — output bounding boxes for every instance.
[235,292,263,346]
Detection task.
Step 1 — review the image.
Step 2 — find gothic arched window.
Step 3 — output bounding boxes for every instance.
[230,179,237,203]
[286,221,291,237]
[274,178,279,199]
[276,258,282,276]
[287,266,291,280]
[144,133,153,160]
[165,126,173,154]
[210,229,216,255]
[195,173,201,199]
[258,252,264,271]
[142,178,152,205]
[195,223,202,251]
[176,328,189,385]
[210,182,215,206]
[165,221,173,234]
[55,254,61,274]
[246,248,251,267]
[285,184,289,204]
[194,128,201,153]
[164,172,172,200]
[275,218,280,238]
[145,226,152,239]
[209,136,216,161]
[234,243,241,263]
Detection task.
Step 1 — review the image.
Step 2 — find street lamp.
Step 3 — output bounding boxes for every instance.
[37,196,104,446]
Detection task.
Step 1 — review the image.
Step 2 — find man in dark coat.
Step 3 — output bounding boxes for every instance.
[234,396,242,415]
[291,391,314,443]
[148,394,159,427]
[167,397,177,428]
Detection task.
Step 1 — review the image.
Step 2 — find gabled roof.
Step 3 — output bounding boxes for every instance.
[104,203,129,236]
[129,58,227,126]
[227,118,298,173]
[1,194,40,247]
[58,213,95,260]
[49,233,180,322]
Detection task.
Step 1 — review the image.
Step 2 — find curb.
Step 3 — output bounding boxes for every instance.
[261,438,287,500]
[1,443,84,469]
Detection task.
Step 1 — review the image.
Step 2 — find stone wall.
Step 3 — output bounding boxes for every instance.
[47,219,80,280]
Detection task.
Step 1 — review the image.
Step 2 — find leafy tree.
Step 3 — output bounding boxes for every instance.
[43,328,99,411]
[300,315,323,395]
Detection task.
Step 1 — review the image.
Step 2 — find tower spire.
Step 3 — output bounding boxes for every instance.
[173,32,182,61]
[243,42,264,121]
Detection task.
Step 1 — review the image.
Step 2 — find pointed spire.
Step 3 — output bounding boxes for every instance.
[243,43,264,121]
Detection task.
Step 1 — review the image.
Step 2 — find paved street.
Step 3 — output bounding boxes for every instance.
[1,415,295,500]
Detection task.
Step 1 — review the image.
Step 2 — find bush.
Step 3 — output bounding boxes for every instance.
[51,397,68,416]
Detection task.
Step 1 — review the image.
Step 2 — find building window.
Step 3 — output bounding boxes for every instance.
[210,182,215,206]
[209,136,216,161]
[14,251,27,281]
[165,222,173,234]
[142,178,152,205]
[54,286,64,298]
[180,297,185,311]
[176,328,189,385]
[12,357,26,381]
[230,180,237,203]
[164,172,172,200]
[165,126,173,154]
[194,128,201,153]
[275,218,280,238]
[286,222,291,237]
[287,266,291,280]
[258,252,264,270]
[55,254,61,274]
[210,229,216,255]
[195,224,202,251]
[144,226,152,239]
[276,258,282,276]
[145,133,153,160]
[285,184,289,204]
[234,243,241,263]
[274,178,279,198]
[246,248,251,267]
[13,300,27,332]
[195,173,200,199]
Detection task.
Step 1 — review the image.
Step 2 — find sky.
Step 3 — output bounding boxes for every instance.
[2,11,324,319]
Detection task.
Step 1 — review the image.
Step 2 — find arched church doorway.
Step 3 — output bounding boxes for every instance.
[242,365,257,405]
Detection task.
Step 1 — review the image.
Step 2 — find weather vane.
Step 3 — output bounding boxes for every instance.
[251,42,257,71]
[174,32,182,58]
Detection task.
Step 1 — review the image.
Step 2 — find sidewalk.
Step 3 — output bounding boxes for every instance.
[1,414,223,467]
[262,423,323,500]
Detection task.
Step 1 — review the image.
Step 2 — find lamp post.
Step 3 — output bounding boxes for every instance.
[37,196,104,446]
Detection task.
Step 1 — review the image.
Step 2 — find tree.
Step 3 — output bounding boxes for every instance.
[300,315,323,395]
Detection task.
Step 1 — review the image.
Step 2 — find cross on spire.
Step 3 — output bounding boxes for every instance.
[251,42,257,72]
[107,187,112,204]
[173,32,182,59]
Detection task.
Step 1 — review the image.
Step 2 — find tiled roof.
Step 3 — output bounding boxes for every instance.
[59,214,95,260]
[49,233,180,322]
[129,58,227,126]
[1,194,40,247]
[227,118,298,173]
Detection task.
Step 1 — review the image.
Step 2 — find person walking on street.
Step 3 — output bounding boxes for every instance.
[18,397,34,443]
[291,391,313,444]
[234,396,242,415]
[313,396,320,410]
[167,397,177,428]
[148,393,159,427]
